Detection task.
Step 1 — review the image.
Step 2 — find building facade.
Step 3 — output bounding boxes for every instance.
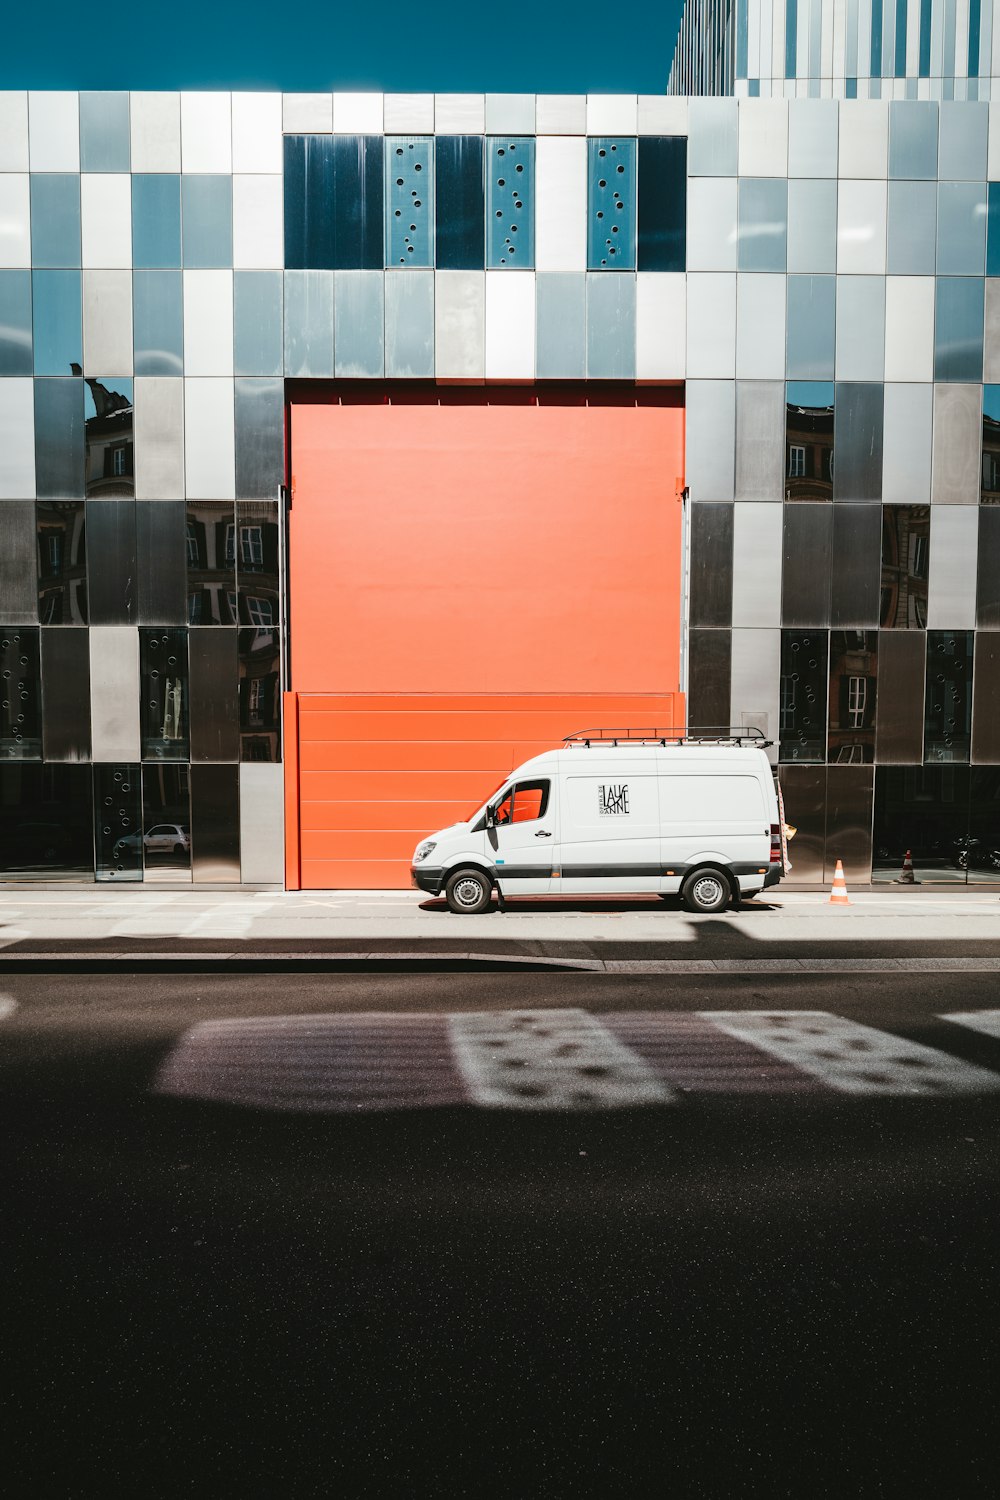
[2,77,1000,887]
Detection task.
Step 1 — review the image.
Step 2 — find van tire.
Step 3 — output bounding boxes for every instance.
[681,868,732,914]
[445,867,493,915]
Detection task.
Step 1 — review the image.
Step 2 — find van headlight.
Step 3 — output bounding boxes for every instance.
[413,840,437,864]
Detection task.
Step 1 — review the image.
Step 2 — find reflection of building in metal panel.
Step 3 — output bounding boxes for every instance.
[828,630,877,765]
[37,501,88,624]
[785,399,833,502]
[81,376,134,499]
[982,412,1000,503]
[186,503,238,625]
[880,506,929,629]
[238,627,281,763]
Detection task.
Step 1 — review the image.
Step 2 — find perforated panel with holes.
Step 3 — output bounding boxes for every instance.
[385,137,434,267]
[587,137,637,270]
[486,138,535,268]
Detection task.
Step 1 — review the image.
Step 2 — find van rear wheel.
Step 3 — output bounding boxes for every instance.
[681,869,732,914]
[445,868,493,915]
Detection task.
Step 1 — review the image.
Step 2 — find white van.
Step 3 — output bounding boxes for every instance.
[411,729,785,915]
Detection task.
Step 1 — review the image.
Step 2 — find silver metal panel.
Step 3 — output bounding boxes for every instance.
[882,383,933,503]
[586,273,635,380]
[535,137,587,273]
[883,275,935,383]
[534,96,587,135]
[41,627,91,761]
[0,378,35,496]
[383,95,435,134]
[0,500,37,622]
[839,101,889,178]
[776,765,825,880]
[283,271,334,378]
[823,766,874,883]
[535,273,586,379]
[434,95,486,135]
[179,92,232,174]
[281,94,333,134]
[736,274,785,379]
[89,625,140,761]
[133,376,184,499]
[185,378,235,501]
[485,95,535,134]
[232,175,284,271]
[932,383,982,504]
[731,503,783,626]
[875,632,925,763]
[235,378,283,499]
[786,274,836,379]
[129,93,181,173]
[637,97,687,136]
[937,182,987,275]
[239,762,285,883]
[686,273,736,379]
[231,93,283,174]
[485,271,535,380]
[730,626,781,763]
[985,280,1000,384]
[82,269,132,376]
[928,507,979,628]
[234,270,283,377]
[191,763,241,882]
[686,380,735,502]
[835,275,885,381]
[384,270,434,379]
[190,627,239,761]
[939,100,988,178]
[335,270,385,378]
[836,180,887,274]
[80,175,132,269]
[0,92,29,173]
[788,99,839,176]
[334,91,383,134]
[687,179,738,271]
[786,180,838,272]
[636,273,685,380]
[886,180,937,273]
[434,271,484,380]
[687,99,738,176]
[735,381,784,500]
[28,91,80,171]
[182,270,233,376]
[971,636,1000,763]
[737,98,789,177]
[0,174,31,269]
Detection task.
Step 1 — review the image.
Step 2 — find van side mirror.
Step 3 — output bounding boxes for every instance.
[485,806,495,829]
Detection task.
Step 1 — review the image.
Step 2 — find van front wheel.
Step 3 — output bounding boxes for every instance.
[681,869,732,914]
[445,868,493,915]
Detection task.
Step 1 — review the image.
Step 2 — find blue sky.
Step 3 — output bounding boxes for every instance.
[2,0,684,92]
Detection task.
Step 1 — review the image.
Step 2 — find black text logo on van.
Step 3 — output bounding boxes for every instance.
[598,783,629,817]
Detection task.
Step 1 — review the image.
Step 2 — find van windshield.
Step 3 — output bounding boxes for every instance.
[466,780,509,823]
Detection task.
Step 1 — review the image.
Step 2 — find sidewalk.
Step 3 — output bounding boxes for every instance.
[1,887,999,965]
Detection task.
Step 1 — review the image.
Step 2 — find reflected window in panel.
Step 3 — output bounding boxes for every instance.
[737,178,787,272]
[131,175,181,269]
[887,181,937,274]
[779,629,829,762]
[486,138,534,269]
[385,137,435,268]
[936,183,987,275]
[888,101,938,178]
[833,383,883,502]
[828,630,877,763]
[934,277,985,382]
[872,765,971,882]
[133,270,183,377]
[978,508,1000,626]
[238,625,281,761]
[588,138,637,270]
[881,505,929,628]
[84,377,132,498]
[29,175,81,267]
[982,385,1000,503]
[0,764,93,876]
[0,271,33,375]
[785,381,834,501]
[37,501,87,624]
[94,763,142,882]
[786,276,835,379]
[86,499,136,625]
[235,500,279,628]
[186,503,236,624]
[181,175,233,268]
[988,183,1000,276]
[140,627,189,760]
[142,762,191,881]
[637,136,686,273]
[31,270,81,376]
[0,627,41,760]
[925,630,973,762]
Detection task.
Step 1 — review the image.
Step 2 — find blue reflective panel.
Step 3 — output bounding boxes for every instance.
[637,136,686,272]
[29,175,81,267]
[0,270,32,375]
[487,138,534,269]
[79,92,130,172]
[35,379,85,499]
[786,275,836,379]
[181,175,233,268]
[234,271,283,376]
[385,137,434,267]
[588,138,636,270]
[133,270,184,376]
[987,183,1000,275]
[435,136,485,271]
[738,177,787,272]
[131,175,181,269]
[32,270,81,376]
[282,135,384,271]
[937,183,987,275]
[887,180,937,273]
[888,101,938,178]
[934,277,985,382]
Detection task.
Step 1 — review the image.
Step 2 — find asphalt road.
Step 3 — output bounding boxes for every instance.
[4,969,1000,1497]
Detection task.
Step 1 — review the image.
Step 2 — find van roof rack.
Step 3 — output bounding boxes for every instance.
[563,725,773,748]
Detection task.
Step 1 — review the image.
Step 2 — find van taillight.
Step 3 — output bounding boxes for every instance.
[770,824,782,863]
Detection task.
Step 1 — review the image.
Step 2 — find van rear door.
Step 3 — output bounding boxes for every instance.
[557,770,661,893]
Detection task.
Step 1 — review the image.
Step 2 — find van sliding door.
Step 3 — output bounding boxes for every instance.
[557,771,660,895]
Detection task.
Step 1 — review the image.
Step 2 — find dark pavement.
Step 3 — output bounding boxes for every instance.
[3,969,1000,1495]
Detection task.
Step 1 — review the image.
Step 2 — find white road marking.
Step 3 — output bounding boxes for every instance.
[0,994,17,1021]
[942,1009,1000,1041]
[702,1010,1000,1097]
[447,1008,676,1111]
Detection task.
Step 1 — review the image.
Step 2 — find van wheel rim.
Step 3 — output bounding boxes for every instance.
[454,878,484,908]
[693,876,724,907]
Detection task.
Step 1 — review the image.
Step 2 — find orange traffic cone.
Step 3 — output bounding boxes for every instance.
[895,849,918,885]
[828,859,850,906]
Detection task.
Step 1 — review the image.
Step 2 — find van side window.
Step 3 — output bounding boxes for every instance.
[495,780,550,825]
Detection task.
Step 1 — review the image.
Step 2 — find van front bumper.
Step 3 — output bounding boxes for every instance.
[411,866,446,895]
